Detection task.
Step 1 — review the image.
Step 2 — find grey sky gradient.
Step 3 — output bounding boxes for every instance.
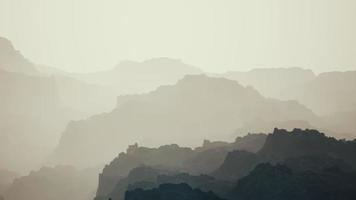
[0,0,356,73]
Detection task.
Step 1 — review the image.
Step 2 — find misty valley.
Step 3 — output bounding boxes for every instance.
[1,34,356,200]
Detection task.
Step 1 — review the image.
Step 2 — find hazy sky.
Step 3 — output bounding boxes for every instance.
[0,0,356,73]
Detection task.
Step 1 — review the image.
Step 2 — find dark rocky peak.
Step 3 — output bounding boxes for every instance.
[259,128,356,165]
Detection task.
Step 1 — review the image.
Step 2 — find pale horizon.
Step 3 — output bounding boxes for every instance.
[1,0,356,73]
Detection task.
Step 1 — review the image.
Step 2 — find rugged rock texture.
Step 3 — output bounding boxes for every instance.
[212,128,356,181]
[230,163,356,200]
[125,183,225,200]
[95,133,266,200]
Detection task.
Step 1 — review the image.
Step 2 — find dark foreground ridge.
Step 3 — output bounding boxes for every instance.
[96,128,356,200]
[125,183,226,200]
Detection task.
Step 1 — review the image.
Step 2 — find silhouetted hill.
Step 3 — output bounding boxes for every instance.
[320,110,356,138]
[234,119,315,136]
[288,71,356,115]
[52,75,316,168]
[100,166,173,200]
[3,166,98,200]
[125,183,225,200]
[183,133,266,175]
[259,128,356,165]
[95,133,266,200]
[221,67,315,98]
[71,58,203,94]
[95,144,193,199]
[212,128,356,181]
[221,69,356,135]
[0,37,38,75]
[229,163,356,200]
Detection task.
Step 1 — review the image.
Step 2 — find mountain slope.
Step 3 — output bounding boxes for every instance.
[0,37,38,75]
[286,71,356,115]
[52,75,316,168]
[221,67,315,98]
[95,133,266,200]
[212,128,356,181]
[71,57,203,94]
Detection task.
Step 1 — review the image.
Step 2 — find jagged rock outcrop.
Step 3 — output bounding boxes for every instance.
[212,128,356,181]
[259,128,356,165]
[95,144,194,199]
[95,133,266,200]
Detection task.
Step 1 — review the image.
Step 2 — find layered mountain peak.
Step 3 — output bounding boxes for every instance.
[0,37,38,75]
[115,58,202,73]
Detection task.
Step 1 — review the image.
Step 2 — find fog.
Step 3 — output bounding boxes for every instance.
[1,1,356,200]
[1,0,356,73]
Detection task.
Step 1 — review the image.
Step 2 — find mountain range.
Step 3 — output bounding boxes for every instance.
[51,74,316,168]
[92,128,356,200]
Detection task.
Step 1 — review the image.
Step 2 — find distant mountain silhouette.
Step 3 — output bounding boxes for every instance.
[220,67,315,98]
[212,128,356,181]
[95,133,266,200]
[0,37,38,75]
[52,75,316,168]
[0,37,118,172]
[125,183,225,200]
[288,71,356,115]
[320,110,356,138]
[3,166,98,200]
[221,68,356,115]
[69,58,203,94]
